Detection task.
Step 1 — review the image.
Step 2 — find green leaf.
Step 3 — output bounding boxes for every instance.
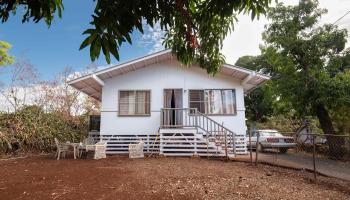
[82,29,96,35]
[90,36,101,61]
[125,34,132,44]
[80,33,97,50]
[101,39,111,64]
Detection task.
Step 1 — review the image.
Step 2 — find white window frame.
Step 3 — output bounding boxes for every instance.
[118,90,151,116]
[188,89,237,115]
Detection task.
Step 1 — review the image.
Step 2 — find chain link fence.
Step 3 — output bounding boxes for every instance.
[245,128,350,182]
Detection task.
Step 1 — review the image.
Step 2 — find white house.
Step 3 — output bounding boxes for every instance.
[68,50,269,157]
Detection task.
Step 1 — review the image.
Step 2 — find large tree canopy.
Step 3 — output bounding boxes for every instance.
[0,40,14,66]
[235,55,274,123]
[0,0,271,74]
[261,0,350,157]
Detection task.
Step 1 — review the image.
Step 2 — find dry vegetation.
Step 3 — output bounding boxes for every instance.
[0,155,349,200]
[0,60,99,155]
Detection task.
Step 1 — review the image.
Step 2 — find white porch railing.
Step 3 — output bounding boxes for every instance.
[160,108,236,157]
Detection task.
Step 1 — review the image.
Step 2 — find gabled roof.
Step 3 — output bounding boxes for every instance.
[68,49,270,101]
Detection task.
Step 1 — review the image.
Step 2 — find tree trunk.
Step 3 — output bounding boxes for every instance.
[315,103,345,159]
[315,103,335,135]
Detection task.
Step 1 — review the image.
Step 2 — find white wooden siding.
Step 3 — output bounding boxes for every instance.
[100,59,247,136]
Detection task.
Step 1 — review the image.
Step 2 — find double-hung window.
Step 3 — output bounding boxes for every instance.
[189,89,236,115]
[119,90,151,116]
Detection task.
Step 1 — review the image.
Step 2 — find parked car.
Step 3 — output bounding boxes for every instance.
[247,129,296,153]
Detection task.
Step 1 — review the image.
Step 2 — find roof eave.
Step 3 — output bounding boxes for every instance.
[67,50,270,99]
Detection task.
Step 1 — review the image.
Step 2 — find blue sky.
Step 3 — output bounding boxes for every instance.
[1,0,349,85]
[0,0,158,84]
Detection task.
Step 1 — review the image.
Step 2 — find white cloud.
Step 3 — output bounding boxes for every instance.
[138,23,165,54]
[66,64,112,82]
[222,0,350,64]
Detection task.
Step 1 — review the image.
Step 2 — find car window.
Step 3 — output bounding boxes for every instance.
[260,132,283,137]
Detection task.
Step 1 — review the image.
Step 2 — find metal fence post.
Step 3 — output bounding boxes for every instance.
[255,129,259,166]
[312,134,317,183]
[249,125,253,165]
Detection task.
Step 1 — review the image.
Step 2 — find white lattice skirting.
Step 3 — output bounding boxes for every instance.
[89,132,246,157]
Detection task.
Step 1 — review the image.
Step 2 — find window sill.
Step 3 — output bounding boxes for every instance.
[118,114,151,117]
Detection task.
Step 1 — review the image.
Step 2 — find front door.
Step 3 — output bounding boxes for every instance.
[163,89,183,126]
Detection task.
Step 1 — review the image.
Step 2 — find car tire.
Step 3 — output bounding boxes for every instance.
[258,143,264,152]
[279,148,288,154]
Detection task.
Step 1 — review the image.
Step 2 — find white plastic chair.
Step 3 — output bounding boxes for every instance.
[78,137,96,158]
[54,138,69,160]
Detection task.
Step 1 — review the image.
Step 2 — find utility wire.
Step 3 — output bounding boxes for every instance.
[332,10,350,26]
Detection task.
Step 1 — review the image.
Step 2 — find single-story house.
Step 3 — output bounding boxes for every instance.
[68,50,269,157]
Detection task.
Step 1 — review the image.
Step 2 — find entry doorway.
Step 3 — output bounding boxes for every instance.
[163,89,183,126]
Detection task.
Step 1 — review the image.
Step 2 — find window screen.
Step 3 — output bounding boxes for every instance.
[189,90,206,113]
[119,90,150,116]
[189,89,236,114]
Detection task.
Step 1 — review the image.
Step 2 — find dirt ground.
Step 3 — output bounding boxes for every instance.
[0,154,349,200]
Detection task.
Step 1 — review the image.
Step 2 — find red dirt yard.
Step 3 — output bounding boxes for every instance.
[0,155,349,200]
